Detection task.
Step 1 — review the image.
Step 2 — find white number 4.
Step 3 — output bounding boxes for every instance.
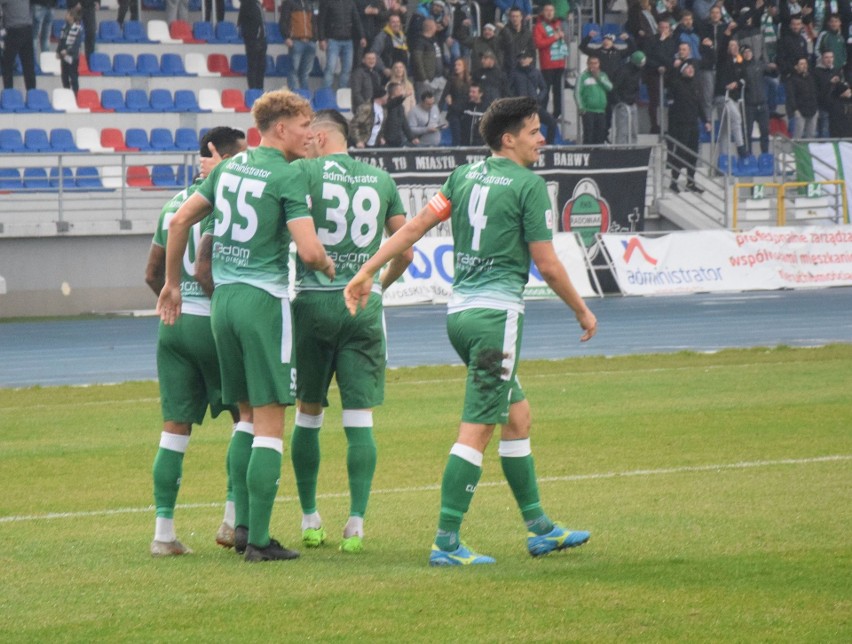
[468,184,489,251]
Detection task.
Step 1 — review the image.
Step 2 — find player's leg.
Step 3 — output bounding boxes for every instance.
[223,403,254,553]
[341,410,376,553]
[151,421,193,556]
[293,402,325,546]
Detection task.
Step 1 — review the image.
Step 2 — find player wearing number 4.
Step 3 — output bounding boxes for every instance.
[157,90,335,563]
[290,110,413,553]
[345,97,598,566]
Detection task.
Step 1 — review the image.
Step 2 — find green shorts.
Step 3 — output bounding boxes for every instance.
[156,313,235,425]
[293,290,386,409]
[447,307,526,425]
[211,283,297,408]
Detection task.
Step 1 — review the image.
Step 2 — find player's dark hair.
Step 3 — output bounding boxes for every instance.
[479,96,539,151]
[312,109,350,141]
[199,126,246,158]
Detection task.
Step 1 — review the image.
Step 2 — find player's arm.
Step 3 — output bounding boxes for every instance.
[345,201,444,314]
[379,213,415,292]
[288,217,335,280]
[156,193,213,325]
[195,233,214,298]
[144,244,166,296]
[529,240,598,342]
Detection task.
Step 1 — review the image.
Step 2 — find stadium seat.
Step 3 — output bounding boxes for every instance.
[123,88,153,112]
[274,54,292,78]
[142,0,166,9]
[734,155,758,177]
[174,127,199,151]
[0,168,22,190]
[0,129,26,152]
[123,20,152,43]
[151,164,181,187]
[221,88,249,112]
[757,153,774,176]
[293,88,312,101]
[0,88,28,112]
[136,53,161,76]
[150,128,177,150]
[104,53,138,76]
[185,52,219,77]
[160,53,190,76]
[230,54,248,75]
[51,18,64,41]
[52,88,88,113]
[25,88,58,112]
[265,21,284,43]
[170,19,202,43]
[312,87,338,110]
[125,128,153,150]
[98,19,123,43]
[265,54,280,77]
[101,127,133,151]
[150,88,176,111]
[77,88,111,112]
[75,166,105,189]
[49,166,74,188]
[147,19,181,43]
[24,128,52,152]
[207,53,239,76]
[192,21,214,42]
[84,52,111,75]
[198,88,233,112]
[39,51,61,75]
[717,154,732,174]
[336,88,352,112]
[24,167,51,190]
[102,165,125,188]
[247,127,260,147]
[50,128,81,152]
[174,89,207,112]
[245,88,263,108]
[126,165,153,187]
[602,22,623,38]
[76,127,110,152]
[212,21,242,44]
[582,22,601,42]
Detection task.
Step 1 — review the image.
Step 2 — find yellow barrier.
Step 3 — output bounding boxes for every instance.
[732,180,849,228]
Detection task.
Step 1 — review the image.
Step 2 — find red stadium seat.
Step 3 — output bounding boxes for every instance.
[126,165,153,187]
[207,53,240,77]
[170,19,203,43]
[76,89,112,113]
[221,88,250,112]
[247,127,260,147]
[100,127,133,151]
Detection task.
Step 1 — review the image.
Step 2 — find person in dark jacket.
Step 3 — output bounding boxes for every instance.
[814,50,842,138]
[370,13,409,75]
[496,8,533,76]
[350,50,383,111]
[786,57,819,138]
[279,0,319,91]
[611,50,646,143]
[828,81,852,137]
[510,49,557,143]
[740,45,775,154]
[238,0,267,90]
[474,49,508,105]
[725,0,764,61]
[714,37,748,158]
[667,62,711,192]
[382,81,419,146]
[56,5,83,95]
[355,0,387,61]
[2,0,37,89]
[643,20,678,133]
[459,83,488,145]
[319,0,366,88]
[71,0,97,59]
[776,16,808,80]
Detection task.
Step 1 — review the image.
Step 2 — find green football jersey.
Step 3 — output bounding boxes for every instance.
[440,156,554,311]
[293,153,407,291]
[153,179,211,316]
[196,147,311,298]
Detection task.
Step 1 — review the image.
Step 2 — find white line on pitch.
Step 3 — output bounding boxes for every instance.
[0,455,848,525]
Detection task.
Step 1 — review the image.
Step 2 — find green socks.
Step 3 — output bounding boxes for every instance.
[227,423,254,529]
[152,432,190,519]
[291,411,323,515]
[499,439,553,535]
[435,444,483,551]
[246,437,283,549]
[344,423,377,518]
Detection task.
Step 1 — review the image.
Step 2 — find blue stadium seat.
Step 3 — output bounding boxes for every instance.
[0,129,26,152]
[49,166,74,188]
[293,88,312,101]
[86,52,112,75]
[151,164,181,187]
[98,19,123,43]
[50,128,81,152]
[192,21,214,42]
[150,128,177,150]
[24,128,52,152]
[717,154,731,173]
[0,88,28,112]
[245,88,264,108]
[582,22,601,42]
[142,0,166,9]
[757,153,774,176]
[100,88,126,111]
[125,128,153,150]
[266,21,284,43]
[230,54,248,75]
[52,19,65,41]
[602,23,623,38]
[0,168,22,190]
[734,155,758,177]
[188,0,201,10]
[23,167,51,190]
[160,53,189,76]
[174,89,206,112]
[149,88,175,111]
[265,54,281,76]
[26,88,59,112]
[274,54,293,78]
[123,20,152,43]
[124,88,154,112]
[311,87,338,110]
[213,21,242,44]
[75,166,105,190]
[104,53,139,76]
[136,53,162,76]
[174,127,199,151]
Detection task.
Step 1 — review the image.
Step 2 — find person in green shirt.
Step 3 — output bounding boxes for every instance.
[575,54,612,144]
[157,89,335,563]
[289,109,413,554]
[345,96,597,566]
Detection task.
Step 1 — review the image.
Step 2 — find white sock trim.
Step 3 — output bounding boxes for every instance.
[301,511,322,530]
[159,432,190,453]
[252,436,284,454]
[234,421,254,436]
[295,411,324,428]
[154,517,176,543]
[498,438,532,458]
[450,443,483,467]
[342,409,373,427]
[344,516,364,538]
[223,501,235,526]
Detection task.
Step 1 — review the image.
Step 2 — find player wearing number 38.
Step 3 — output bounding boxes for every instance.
[345,97,598,566]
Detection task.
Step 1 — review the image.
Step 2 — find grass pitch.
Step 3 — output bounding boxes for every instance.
[0,346,850,642]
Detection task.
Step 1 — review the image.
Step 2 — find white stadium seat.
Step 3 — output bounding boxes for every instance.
[147,19,182,44]
[336,87,352,112]
[101,166,124,188]
[185,52,220,77]
[76,127,110,152]
[198,88,234,113]
[53,88,89,113]
[40,51,61,75]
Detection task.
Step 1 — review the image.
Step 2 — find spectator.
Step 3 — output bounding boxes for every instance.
[319,0,366,89]
[117,0,138,28]
[776,16,808,80]
[815,14,846,71]
[672,40,696,74]
[727,0,765,63]
[533,2,568,120]
[204,0,224,24]
[495,0,532,21]
[667,61,711,192]
[814,50,841,137]
[72,0,97,59]
[387,59,416,112]
[511,49,557,143]
[384,82,420,146]
[656,0,683,25]
[643,20,678,133]
[828,81,852,137]
[741,44,774,154]
[675,11,702,59]
[497,8,534,76]
[692,0,716,22]
[351,50,383,112]
[279,0,320,91]
[370,13,409,75]
[408,89,444,145]
[475,49,509,104]
[31,0,55,55]
[445,0,474,62]
[56,5,82,95]
[469,22,499,76]
[355,0,387,61]
[351,85,389,147]
[786,56,819,138]
[626,0,659,50]
[238,0,267,90]
[698,6,730,122]
[575,54,612,144]
[714,37,748,158]
[411,18,447,97]
[441,56,471,145]
[1,0,37,90]
[611,50,646,143]
[459,83,488,145]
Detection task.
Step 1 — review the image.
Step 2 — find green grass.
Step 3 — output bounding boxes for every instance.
[1,346,850,642]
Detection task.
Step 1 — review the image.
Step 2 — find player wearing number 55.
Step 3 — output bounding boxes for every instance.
[287,109,413,554]
[345,96,598,566]
[156,90,335,563]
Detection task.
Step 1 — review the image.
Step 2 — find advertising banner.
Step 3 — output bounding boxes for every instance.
[601,226,852,295]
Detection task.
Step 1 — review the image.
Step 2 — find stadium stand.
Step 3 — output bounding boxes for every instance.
[0,89,27,113]
[125,128,153,150]
[149,89,176,111]
[50,128,82,152]
[0,129,26,152]
[136,53,162,76]
[0,168,22,190]
[124,20,153,43]
[174,128,200,151]
[24,168,51,190]
[75,166,107,190]
[150,128,177,150]
[25,129,52,152]
[245,88,263,109]
[26,89,59,113]
[49,166,74,188]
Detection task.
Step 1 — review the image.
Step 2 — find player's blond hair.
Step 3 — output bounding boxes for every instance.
[252,90,313,133]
